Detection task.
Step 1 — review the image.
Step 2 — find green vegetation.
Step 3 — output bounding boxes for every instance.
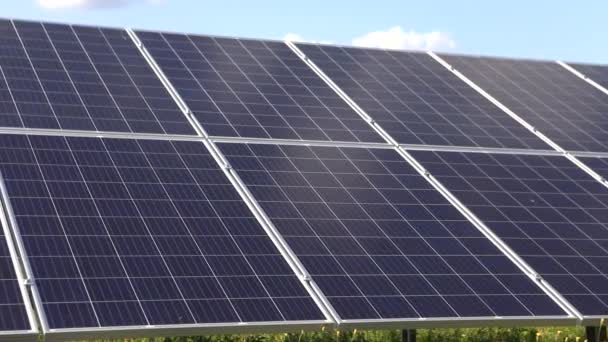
[78,326,592,342]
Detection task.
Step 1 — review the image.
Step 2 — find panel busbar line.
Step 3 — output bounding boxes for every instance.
[133,30,384,143]
[0,134,327,335]
[440,54,608,153]
[411,150,608,317]
[219,142,570,323]
[294,43,549,150]
[0,19,196,135]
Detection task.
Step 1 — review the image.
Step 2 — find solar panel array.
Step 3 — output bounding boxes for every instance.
[295,44,549,150]
[0,134,325,329]
[219,143,566,320]
[440,55,608,153]
[0,20,196,135]
[2,17,608,340]
[135,31,383,143]
[412,151,608,316]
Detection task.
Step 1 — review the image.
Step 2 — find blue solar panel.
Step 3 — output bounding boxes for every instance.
[569,63,608,90]
[0,19,196,135]
[134,31,384,143]
[0,134,325,330]
[412,150,608,316]
[295,44,548,150]
[219,143,568,320]
[440,55,608,153]
[0,222,31,332]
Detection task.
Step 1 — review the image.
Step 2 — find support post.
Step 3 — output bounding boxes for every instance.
[402,329,416,342]
[586,326,607,342]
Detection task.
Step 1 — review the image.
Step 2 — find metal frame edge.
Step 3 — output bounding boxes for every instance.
[0,172,45,340]
[557,61,608,97]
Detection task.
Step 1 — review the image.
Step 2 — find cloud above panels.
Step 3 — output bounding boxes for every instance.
[352,26,456,51]
[283,33,332,45]
[37,0,164,9]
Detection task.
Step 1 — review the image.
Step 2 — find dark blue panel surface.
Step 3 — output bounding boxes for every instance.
[0,19,195,135]
[220,143,568,320]
[440,55,608,153]
[412,150,608,316]
[0,134,323,329]
[296,44,548,150]
[0,218,31,332]
[135,31,383,143]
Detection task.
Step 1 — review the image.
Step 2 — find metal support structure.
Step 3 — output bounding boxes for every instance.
[586,326,607,342]
[0,172,39,342]
[402,329,416,342]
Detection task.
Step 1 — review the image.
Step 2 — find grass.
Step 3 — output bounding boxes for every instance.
[77,326,593,342]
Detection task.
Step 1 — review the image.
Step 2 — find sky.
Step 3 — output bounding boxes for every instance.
[3,0,607,63]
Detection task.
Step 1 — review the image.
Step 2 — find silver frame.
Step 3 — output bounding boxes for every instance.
[0,172,39,341]
[558,61,608,97]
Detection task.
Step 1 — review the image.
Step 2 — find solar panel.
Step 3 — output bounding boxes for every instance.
[568,62,608,90]
[440,54,608,153]
[295,44,548,150]
[0,19,196,135]
[411,150,608,316]
[219,143,569,321]
[0,217,33,335]
[0,134,326,333]
[134,31,384,143]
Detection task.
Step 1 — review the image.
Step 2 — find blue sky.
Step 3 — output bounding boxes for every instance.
[4,0,607,63]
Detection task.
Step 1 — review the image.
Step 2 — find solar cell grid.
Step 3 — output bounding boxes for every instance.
[295,43,548,150]
[220,143,568,321]
[0,134,324,330]
[440,55,608,153]
[0,19,196,135]
[411,150,608,316]
[135,31,383,142]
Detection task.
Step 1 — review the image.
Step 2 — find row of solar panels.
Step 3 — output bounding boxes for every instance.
[1,19,608,153]
[0,18,607,341]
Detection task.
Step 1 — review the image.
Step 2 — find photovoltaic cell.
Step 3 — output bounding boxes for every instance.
[0,222,31,332]
[0,134,324,330]
[441,54,608,153]
[569,63,608,90]
[134,31,384,142]
[295,44,548,150]
[412,150,608,316]
[0,19,196,134]
[220,143,568,320]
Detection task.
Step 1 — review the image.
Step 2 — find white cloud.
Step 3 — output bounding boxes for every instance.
[352,26,456,51]
[37,0,163,9]
[283,32,332,45]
